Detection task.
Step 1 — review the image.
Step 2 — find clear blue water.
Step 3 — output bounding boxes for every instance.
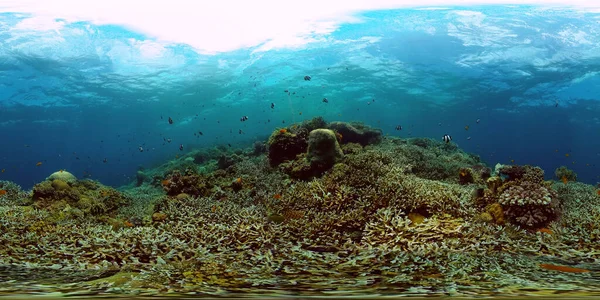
[0,4,599,189]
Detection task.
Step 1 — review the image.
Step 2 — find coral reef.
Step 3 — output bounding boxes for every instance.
[47,170,77,182]
[306,128,343,169]
[327,121,382,145]
[1,119,599,297]
[554,165,577,182]
[499,181,559,228]
[267,127,308,166]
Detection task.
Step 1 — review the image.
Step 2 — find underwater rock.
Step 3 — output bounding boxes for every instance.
[267,127,308,167]
[327,121,382,146]
[47,170,77,183]
[307,129,344,169]
[136,171,149,187]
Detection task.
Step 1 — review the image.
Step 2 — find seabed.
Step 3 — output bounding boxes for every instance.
[1,120,599,299]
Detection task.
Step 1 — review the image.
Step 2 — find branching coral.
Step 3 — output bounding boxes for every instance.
[499,181,559,229]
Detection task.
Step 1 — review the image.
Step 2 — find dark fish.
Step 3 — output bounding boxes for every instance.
[179,144,184,151]
[284,90,289,93]
[239,129,243,134]
[240,116,249,122]
[139,146,144,152]
[103,158,107,163]
[168,117,173,124]
[198,131,203,135]
[322,98,328,103]
[271,103,275,109]
[442,134,452,144]
[304,75,311,81]
[395,125,402,130]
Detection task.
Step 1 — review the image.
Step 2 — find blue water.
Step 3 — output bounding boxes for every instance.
[0,5,599,189]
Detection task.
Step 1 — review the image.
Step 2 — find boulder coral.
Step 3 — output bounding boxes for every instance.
[327,121,382,146]
[47,170,77,183]
[267,127,308,167]
[307,129,344,169]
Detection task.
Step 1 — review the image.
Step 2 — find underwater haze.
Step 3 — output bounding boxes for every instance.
[0,1,599,188]
[3,1,600,299]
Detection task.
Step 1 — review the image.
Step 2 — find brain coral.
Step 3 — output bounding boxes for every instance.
[47,170,77,183]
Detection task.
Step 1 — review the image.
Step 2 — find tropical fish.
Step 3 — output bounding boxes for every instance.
[540,263,590,273]
[0,190,7,196]
[442,134,452,143]
[36,162,42,166]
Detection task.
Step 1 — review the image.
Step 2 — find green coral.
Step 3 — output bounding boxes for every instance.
[554,166,577,182]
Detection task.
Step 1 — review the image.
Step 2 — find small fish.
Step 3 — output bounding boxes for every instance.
[239,129,243,134]
[540,263,590,273]
[240,116,249,122]
[464,125,469,131]
[273,193,282,199]
[467,136,471,140]
[103,158,107,163]
[476,118,480,124]
[284,90,289,93]
[167,138,171,143]
[198,131,203,136]
[271,103,275,109]
[168,117,173,124]
[0,190,6,196]
[304,75,311,81]
[179,144,184,151]
[36,162,42,166]
[322,98,328,103]
[442,134,452,144]
[139,146,144,152]
[395,125,402,131]
[555,100,559,107]
[1,169,4,173]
